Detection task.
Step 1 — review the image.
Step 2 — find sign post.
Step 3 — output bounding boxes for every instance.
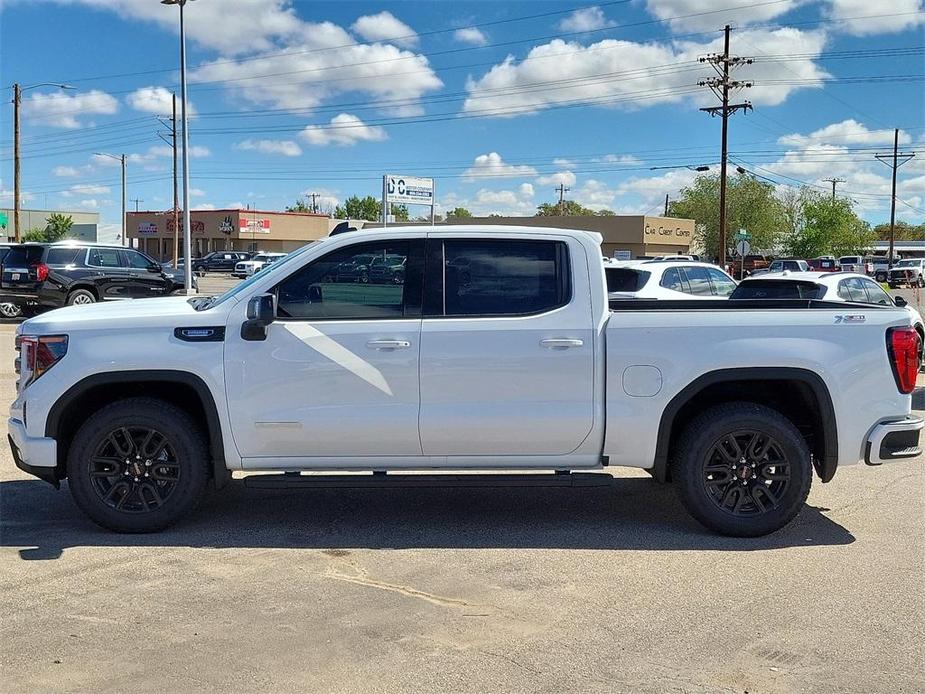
[383,174,436,226]
[735,229,751,280]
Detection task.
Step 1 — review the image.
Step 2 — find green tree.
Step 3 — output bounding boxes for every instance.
[22,227,46,242]
[334,195,381,221]
[390,204,409,222]
[668,172,786,259]
[594,209,617,216]
[535,200,596,216]
[447,207,472,218]
[784,192,875,258]
[873,221,925,241]
[286,198,312,213]
[44,213,73,241]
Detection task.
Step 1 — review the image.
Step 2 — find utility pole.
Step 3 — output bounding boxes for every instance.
[309,192,319,213]
[699,25,752,269]
[822,177,846,201]
[13,84,21,243]
[555,183,570,215]
[876,129,915,268]
[131,198,144,212]
[664,193,670,216]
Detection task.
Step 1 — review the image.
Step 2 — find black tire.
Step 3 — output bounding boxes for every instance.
[66,398,209,533]
[66,288,96,306]
[671,402,812,537]
[889,282,898,289]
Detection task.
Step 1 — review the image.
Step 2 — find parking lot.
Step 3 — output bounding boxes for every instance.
[1,274,923,694]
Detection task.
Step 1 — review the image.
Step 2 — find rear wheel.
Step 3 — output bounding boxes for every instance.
[671,402,812,537]
[66,288,96,306]
[66,398,209,532]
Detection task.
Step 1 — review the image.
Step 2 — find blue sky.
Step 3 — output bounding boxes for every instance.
[1,0,923,225]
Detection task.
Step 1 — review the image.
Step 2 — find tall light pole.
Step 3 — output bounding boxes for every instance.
[94,152,126,245]
[11,83,73,242]
[162,0,196,294]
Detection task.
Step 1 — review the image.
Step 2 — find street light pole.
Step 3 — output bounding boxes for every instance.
[162,0,196,294]
[11,82,73,242]
[94,152,126,245]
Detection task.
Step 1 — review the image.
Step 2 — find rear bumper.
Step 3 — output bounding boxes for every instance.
[0,291,40,306]
[865,416,923,465]
[8,418,59,486]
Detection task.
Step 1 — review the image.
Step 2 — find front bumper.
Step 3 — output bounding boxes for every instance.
[865,416,923,465]
[8,417,59,486]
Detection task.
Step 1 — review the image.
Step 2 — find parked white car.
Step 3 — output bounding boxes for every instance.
[605,260,737,300]
[889,258,925,288]
[10,227,922,537]
[232,253,287,278]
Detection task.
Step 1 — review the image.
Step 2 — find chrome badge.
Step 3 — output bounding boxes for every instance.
[834,314,866,324]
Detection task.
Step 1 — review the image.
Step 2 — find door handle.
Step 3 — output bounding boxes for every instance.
[540,338,584,349]
[366,339,411,350]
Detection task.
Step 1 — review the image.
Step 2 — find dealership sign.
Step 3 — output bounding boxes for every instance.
[384,175,434,205]
[138,222,158,234]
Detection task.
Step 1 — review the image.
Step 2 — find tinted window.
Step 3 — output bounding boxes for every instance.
[125,250,156,269]
[605,267,649,292]
[442,240,569,316]
[87,248,123,268]
[46,248,82,265]
[861,279,892,306]
[276,241,415,320]
[3,246,44,266]
[682,266,714,296]
[839,278,868,302]
[660,267,688,293]
[706,268,737,297]
[730,280,824,300]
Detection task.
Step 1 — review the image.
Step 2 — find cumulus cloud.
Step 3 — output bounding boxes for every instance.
[21,89,118,129]
[300,113,387,146]
[826,0,925,35]
[558,7,616,33]
[62,184,111,197]
[573,179,620,211]
[192,203,216,211]
[617,169,699,206]
[472,185,537,215]
[126,86,195,117]
[643,0,802,32]
[779,120,912,147]
[536,171,577,186]
[351,11,418,47]
[52,165,91,177]
[463,152,538,180]
[235,138,303,157]
[463,28,828,117]
[454,27,488,46]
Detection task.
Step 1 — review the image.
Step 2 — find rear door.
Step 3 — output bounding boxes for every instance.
[85,247,132,300]
[0,245,45,294]
[418,235,594,457]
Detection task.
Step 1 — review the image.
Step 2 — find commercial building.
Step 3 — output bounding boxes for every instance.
[443,215,697,259]
[125,209,362,260]
[1,207,100,242]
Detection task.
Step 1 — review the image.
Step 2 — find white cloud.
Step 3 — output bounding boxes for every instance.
[78,199,105,209]
[826,0,924,35]
[300,188,340,213]
[553,158,576,168]
[518,183,535,199]
[454,27,488,46]
[596,154,643,165]
[558,7,616,33]
[617,169,698,205]
[472,185,537,215]
[62,184,111,197]
[574,179,620,210]
[189,188,206,198]
[234,138,303,157]
[464,28,828,116]
[643,0,802,32]
[536,171,577,187]
[463,152,538,180]
[779,120,912,147]
[52,165,91,177]
[21,89,118,129]
[126,86,195,117]
[300,113,387,147]
[192,203,216,211]
[351,11,418,47]
[225,202,246,209]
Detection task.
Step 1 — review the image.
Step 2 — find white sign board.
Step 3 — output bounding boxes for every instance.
[385,175,434,205]
[735,239,751,256]
[613,250,632,261]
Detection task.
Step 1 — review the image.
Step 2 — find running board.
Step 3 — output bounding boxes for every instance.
[242,471,615,489]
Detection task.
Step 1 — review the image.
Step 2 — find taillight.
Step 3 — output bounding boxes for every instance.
[32,263,49,282]
[17,334,68,390]
[887,327,920,394]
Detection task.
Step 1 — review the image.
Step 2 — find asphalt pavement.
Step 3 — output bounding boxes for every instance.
[0,278,923,693]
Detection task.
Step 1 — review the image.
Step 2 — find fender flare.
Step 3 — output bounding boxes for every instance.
[651,367,838,483]
[45,370,229,488]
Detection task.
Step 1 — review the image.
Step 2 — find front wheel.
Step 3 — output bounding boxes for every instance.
[66,398,209,532]
[671,402,812,537]
[876,272,887,282]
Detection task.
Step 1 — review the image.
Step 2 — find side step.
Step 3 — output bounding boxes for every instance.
[242,471,615,490]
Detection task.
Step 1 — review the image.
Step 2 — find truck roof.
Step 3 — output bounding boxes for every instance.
[332,225,605,246]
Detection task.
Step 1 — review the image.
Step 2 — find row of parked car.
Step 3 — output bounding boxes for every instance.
[729,253,925,285]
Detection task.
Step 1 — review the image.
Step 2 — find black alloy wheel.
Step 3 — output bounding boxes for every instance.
[701,430,790,517]
[88,426,180,513]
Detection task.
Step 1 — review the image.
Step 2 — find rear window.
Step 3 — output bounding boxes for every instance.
[2,245,44,266]
[605,267,650,292]
[730,280,824,300]
[46,247,82,265]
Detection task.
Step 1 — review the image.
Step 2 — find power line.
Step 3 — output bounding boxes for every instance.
[822,177,846,200]
[875,130,916,265]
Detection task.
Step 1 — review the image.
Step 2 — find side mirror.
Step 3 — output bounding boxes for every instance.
[242,293,276,341]
[148,264,162,273]
[894,295,908,307]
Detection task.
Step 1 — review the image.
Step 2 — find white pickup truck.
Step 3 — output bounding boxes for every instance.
[9,226,923,536]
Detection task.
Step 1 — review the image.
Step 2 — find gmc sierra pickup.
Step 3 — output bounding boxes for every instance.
[9,226,923,536]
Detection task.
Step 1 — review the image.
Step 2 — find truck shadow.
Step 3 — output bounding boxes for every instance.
[1,476,854,560]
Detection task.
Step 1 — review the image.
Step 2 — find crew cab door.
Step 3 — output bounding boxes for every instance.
[123,249,171,298]
[224,238,425,460]
[418,236,595,457]
[85,247,132,300]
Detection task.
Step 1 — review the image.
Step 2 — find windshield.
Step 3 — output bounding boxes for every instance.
[605,267,650,292]
[194,241,322,310]
[896,259,920,267]
[730,280,824,300]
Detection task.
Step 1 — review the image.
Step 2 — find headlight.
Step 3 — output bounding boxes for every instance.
[17,335,68,390]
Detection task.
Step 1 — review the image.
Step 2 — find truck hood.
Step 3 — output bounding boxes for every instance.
[20,296,224,334]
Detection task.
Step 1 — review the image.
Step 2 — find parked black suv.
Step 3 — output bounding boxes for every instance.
[193,251,251,275]
[0,243,186,310]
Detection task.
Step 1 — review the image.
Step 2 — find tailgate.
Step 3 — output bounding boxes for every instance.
[0,246,44,292]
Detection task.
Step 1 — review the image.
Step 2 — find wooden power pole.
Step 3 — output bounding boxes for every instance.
[876,129,915,268]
